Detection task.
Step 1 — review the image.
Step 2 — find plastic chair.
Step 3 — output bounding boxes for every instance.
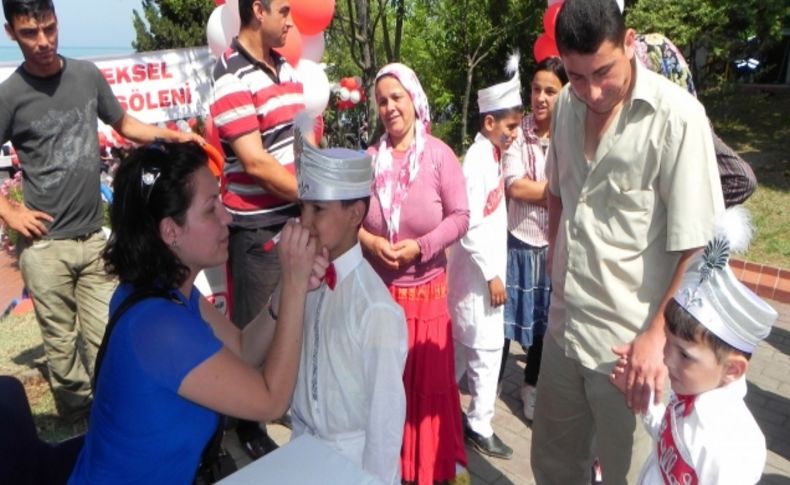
[0,375,84,484]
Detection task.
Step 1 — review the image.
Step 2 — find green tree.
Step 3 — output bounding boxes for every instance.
[415,0,537,149]
[626,0,788,87]
[133,0,214,52]
[324,0,410,138]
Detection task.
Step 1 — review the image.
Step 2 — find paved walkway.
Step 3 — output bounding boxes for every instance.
[225,298,790,484]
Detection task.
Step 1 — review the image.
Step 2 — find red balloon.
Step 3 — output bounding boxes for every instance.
[291,0,335,36]
[214,0,225,4]
[534,33,559,63]
[543,2,563,39]
[340,77,357,89]
[273,25,303,67]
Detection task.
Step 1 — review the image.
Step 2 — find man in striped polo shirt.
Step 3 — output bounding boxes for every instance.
[209,0,305,458]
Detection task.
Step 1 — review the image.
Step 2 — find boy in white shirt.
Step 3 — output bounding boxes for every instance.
[284,122,408,485]
[449,53,523,460]
[611,208,778,485]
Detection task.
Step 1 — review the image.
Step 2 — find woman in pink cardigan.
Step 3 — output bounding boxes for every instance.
[360,63,470,485]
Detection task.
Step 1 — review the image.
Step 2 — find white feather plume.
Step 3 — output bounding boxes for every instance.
[714,205,754,254]
[505,50,520,79]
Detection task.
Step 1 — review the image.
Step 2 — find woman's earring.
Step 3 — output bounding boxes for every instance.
[171,239,179,249]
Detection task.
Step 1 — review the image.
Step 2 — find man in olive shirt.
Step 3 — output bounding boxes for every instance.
[531,1,724,483]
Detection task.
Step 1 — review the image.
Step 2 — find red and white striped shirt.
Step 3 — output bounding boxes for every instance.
[502,114,549,247]
[210,39,304,225]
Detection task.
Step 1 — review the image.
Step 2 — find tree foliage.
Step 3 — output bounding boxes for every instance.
[132,0,214,52]
[626,0,788,87]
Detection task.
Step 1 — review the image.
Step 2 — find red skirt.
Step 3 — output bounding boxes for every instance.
[390,272,467,484]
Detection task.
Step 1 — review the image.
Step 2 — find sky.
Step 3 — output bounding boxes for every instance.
[0,0,143,50]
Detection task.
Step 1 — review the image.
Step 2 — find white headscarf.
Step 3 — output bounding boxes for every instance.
[372,63,431,242]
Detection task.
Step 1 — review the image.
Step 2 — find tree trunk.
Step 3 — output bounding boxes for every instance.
[461,61,474,150]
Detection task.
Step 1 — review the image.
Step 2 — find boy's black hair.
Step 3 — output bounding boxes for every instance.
[554,0,625,56]
[665,298,751,362]
[3,0,54,24]
[478,105,524,129]
[341,196,371,229]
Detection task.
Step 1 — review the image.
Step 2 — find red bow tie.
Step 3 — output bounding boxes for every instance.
[675,394,696,417]
[324,263,337,290]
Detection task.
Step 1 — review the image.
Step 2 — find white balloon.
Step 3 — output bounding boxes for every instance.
[301,33,326,62]
[295,60,330,117]
[349,90,361,103]
[225,0,240,24]
[221,1,240,40]
[339,87,350,101]
[206,6,230,58]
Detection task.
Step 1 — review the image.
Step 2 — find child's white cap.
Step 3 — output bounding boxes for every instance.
[294,113,373,201]
[477,51,523,114]
[674,207,778,353]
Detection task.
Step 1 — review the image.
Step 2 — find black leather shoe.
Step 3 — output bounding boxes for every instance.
[464,428,513,460]
[237,424,279,460]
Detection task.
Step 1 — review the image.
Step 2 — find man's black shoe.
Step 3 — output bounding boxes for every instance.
[464,428,513,460]
[236,425,279,460]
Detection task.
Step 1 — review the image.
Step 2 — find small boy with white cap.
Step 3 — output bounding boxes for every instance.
[611,207,778,485]
[283,119,408,485]
[449,52,523,460]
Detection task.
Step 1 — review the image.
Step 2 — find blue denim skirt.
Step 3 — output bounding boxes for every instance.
[503,233,551,347]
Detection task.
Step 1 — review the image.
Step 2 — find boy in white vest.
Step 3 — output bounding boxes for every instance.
[449,53,523,460]
[611,208,777,485]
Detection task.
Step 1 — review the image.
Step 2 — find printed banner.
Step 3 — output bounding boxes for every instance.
[0,46,215,124]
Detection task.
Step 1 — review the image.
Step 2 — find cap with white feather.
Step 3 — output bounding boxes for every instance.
[477,51,523,114]
[674,206,777,353]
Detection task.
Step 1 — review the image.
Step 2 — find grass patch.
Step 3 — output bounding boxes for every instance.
[701,86,790,268]
[0,311,80,443]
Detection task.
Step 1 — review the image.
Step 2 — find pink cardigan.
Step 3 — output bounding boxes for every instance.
[364,135,470,287]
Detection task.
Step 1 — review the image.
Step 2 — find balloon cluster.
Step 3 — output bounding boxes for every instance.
[534,1,562,62]
[205,0,335,122]
[334,77,365,111]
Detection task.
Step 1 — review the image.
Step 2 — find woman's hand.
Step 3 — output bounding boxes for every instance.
[392,239,421,267]
[277,218,317,286]
[364,234,400,270]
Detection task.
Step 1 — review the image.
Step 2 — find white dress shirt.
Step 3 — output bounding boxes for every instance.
[638,377,766,485]
[291,243,408,485]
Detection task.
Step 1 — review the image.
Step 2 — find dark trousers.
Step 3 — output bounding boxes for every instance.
[229,225,284,328]
[499,335,544,386]
[228,224,285,435]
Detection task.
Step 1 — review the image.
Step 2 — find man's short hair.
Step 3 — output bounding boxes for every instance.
[238,0,273,27]
[665,298,751,363]
[2,0,54,24]
[554,0,625,56]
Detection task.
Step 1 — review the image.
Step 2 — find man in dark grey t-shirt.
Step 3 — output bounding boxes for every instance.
[0,0,202,423]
